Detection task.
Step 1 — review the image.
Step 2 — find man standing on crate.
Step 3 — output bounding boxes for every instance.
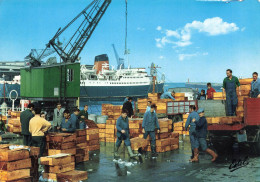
[223,69,241,116]
[20,103,35,146]
[114,109,137,158]
[160,91,176,100]
[142,104,160,157]
[251,72,260,98]
[185,105,200,162]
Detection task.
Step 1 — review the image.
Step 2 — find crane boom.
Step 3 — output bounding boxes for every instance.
[37,0,111,64]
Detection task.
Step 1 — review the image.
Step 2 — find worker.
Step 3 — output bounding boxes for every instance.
[122,97,134,118]
[142,104,160,157]
[146,101,155,113]
[60,109,76,133]
[206,83,216,100]
[197,89,206,100]
[20,103,35,146]
[53,103,65,132]
[40,112,46,119]
[114,109,137,158]
[184,106,200,162]
[70,108,80,129]
[223,69,241,116]
[78,104,88,129]
[160,91,175,100]
[251,72,260,98]
[0,114,7,134]
[192,108,218,162]
[29,107,51,157]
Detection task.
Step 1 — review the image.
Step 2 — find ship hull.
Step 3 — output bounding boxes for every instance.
[80,83,164,101]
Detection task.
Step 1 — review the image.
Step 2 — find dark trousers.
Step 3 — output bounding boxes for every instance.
[143,131,156,145]
[32,136,46,157]
[23,134,32,146]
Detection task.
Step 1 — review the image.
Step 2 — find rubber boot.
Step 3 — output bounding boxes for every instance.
[151,145,158,157]
[189,148,199,162]
[127,146,137,158]
[205,148,218,162]
[114,146,120,158]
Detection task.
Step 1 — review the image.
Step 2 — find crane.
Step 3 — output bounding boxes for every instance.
[28,0,111,66]
[112,44,124,69]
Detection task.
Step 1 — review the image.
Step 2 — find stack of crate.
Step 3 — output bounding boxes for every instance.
[7,118,21,133]
[144,132,179,153]
[101,104,123,119]
[174,93,186,101]
[7,111,21,133]
[75,129,89,164]
[206,116,243,125]
[41,153,88,181]
[129,119,142,138]
[97,123,106,142]
[0,145,31,181]
[28,146,40,182]
[173,121,184,135]
[86,128,100,151]
[213,92,226,100]
[105,123,116,143]
[236,78,252,118]
[46,133,77,158]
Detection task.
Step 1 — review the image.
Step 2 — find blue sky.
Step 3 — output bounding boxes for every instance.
[0,0,260,83]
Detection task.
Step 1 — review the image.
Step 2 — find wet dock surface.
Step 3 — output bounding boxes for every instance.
[4,136,260,182]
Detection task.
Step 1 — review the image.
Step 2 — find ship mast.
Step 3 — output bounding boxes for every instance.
[124,0,130,68]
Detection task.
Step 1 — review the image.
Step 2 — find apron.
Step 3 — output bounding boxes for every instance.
[226,78,238,116]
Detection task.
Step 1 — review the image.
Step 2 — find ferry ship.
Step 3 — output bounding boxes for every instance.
[80,54,165,100]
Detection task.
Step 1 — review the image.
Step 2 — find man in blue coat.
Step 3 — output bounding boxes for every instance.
[160,91,175,100]
[115,110,137,158]
[142,104,160,157]
[185,105,200,161]
[60,110,76,133]
[70,108,80,129]
[192,108,218,162]
[251,72,260,98]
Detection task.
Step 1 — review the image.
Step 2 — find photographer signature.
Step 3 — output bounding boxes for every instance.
[229,156,249,172]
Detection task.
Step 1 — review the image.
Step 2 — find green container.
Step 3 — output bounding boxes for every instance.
[20,63,80,99]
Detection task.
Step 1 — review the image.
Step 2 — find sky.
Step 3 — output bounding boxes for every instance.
[0,0,260,83]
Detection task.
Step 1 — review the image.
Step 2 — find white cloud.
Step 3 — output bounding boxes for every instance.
[178,52,208,61]
[155,17,239,49]
[156,26,162,31]
[159,56,165,59]
[185,17,239,36]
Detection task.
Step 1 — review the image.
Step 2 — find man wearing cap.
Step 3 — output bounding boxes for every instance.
[192,108,218,162]
[223,69,241,116]
[251,72,260,98]
[123,97,134,118]
[142,104,160,157]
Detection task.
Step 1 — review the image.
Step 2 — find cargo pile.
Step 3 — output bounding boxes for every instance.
[75,129,89,164]
[173,114,189,135]
[236,78,252,118]
[86,128,100,151]
[137,93,186,114]
[213,92,226,100]
[7,111,22,133]
[101,104,122,119]
[41,153,88,181]
[0,144,40,182]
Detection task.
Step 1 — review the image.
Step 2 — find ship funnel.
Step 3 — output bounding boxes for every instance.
[94,54,109,74]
